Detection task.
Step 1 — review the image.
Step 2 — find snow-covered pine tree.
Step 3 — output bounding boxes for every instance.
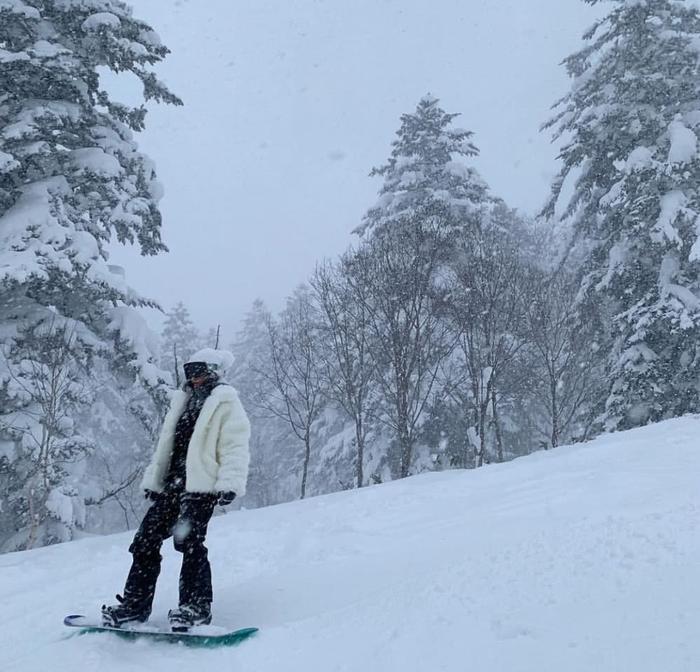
[161,302,200,387]
[357,94,492,236]
[230,299,273,409]
[0,0,179,550]
[543,0,700,430]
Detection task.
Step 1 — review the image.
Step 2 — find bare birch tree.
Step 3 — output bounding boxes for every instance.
[312,258,376,487]
[260,287,327,499]
[0,319,93,549]
[349,214,454,478]
[522,269,603,447]
[446,208,531,466]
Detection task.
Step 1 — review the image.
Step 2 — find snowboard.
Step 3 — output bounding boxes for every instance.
[64,614,258,648]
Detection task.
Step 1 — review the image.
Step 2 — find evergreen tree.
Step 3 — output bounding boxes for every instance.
[356,94,492,236]
[0,0,179,550]
[161,302,199,387]
[231,299,273,410]
[544,0,700,429]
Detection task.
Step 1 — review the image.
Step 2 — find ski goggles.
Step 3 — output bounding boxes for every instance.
[183,361,210,380]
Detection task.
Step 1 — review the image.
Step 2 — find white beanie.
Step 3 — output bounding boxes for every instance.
[186,348,235,375]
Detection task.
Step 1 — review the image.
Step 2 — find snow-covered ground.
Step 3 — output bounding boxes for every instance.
[3,417,700,671]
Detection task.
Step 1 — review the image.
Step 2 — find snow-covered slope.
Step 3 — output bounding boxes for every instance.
[3,418,700,671]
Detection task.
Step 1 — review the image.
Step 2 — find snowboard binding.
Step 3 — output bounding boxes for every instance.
[101,594,151,628]
[168,603,212,632]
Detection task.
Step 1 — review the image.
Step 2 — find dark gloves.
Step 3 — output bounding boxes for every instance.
[144,489,160,502]
[217,491,236,506]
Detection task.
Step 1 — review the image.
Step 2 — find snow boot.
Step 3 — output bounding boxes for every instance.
[168,603,212,632]
[101,594,151,628]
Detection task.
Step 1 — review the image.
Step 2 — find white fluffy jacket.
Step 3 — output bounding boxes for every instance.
[141,385,251,496]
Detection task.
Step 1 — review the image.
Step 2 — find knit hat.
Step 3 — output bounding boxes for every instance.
[184,348,234,379]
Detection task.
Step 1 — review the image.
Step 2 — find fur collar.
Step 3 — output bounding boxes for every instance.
[170,383,238,408]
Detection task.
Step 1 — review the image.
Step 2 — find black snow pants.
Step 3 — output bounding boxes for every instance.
[123,492,217,612]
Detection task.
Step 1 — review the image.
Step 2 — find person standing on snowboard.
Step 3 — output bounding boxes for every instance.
[102,348,250,630]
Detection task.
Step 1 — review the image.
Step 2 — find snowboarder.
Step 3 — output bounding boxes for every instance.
[102,349,251,631]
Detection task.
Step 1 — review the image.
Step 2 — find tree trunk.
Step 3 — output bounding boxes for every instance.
[300,433,311,499]
[355,417,365,488]
[476,399,488,468]
[550,374,559,449]
[173,343,180,388]
[491,384,504,462]
[397,380,413,477]
[399,426,412,478]
[26,488,38,550]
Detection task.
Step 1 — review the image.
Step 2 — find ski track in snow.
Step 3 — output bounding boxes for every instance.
[2,416,700,671]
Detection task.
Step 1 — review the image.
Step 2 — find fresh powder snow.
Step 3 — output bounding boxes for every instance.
[1,416,699,671]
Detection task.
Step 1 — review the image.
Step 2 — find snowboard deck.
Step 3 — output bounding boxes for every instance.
[64,615,258,648]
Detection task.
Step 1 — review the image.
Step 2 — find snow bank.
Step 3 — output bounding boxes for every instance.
[2,416,700,671]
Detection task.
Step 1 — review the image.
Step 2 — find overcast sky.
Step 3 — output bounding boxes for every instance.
[109,0,604,344]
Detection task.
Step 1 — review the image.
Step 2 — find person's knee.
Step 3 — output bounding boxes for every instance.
[174,533,208,555]
[129,537,163,560]
[173,516,209,552]
[174,535,207,554]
